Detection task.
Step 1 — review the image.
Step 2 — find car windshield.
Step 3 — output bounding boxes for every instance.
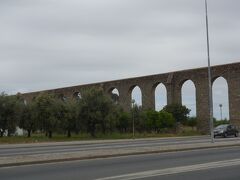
[215,124,228,130]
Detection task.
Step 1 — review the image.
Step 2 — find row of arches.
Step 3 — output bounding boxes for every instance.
[110,77,229,120]
[49,77,229,121]
[181,77,229,119]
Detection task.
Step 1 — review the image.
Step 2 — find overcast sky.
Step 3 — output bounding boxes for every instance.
[0,0,239,119]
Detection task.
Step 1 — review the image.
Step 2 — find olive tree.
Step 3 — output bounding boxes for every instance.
[80,88,118,137]
[18,101,38,137]
[34,93,60,138]
[0,93,20,137]
[58,99,80,137]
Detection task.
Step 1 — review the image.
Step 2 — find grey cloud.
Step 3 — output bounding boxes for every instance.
[0,0,239,118]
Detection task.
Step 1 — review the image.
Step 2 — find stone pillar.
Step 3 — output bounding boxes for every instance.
[195,80,210,133]
[141,84,155,111]
[118,88,131,112]
[166,84,173,105]
[167,83,182,105]
[227,74,240,129]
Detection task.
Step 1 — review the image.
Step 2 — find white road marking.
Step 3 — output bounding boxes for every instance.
[96,158,240,180]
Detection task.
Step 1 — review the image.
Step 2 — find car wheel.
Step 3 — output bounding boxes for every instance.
[235,133,239,137]
[223,133,228,138]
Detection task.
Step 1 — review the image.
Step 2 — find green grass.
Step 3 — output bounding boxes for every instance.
[0,129,201,144]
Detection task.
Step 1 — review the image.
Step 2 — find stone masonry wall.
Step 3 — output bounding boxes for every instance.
[20,62,240,133]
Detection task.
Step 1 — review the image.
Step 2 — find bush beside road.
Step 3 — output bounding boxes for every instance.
[0,129,201,144]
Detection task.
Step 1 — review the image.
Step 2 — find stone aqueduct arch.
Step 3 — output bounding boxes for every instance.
[21,62,240,133]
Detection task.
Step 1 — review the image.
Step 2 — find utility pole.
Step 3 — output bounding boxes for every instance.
[131,99,135,139]
[205,0,214,143]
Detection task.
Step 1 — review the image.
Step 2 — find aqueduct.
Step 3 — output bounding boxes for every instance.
[21,62,240,133]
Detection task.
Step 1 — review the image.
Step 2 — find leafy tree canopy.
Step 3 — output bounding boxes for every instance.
[163,104,190,123]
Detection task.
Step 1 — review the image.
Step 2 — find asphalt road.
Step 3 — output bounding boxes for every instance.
[1,146,240,180]
[0,136,240,157]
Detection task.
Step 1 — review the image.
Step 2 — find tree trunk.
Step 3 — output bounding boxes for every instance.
[0,131,4,137]
[90,127,95,137]
[75,130,79,135]
[89,124,96,137]
[90,131,95,137]
[7,130,11,137]
[27,129,31,137]
[101,123,106,134]
[67,130,71,138]
[48,131,52,138]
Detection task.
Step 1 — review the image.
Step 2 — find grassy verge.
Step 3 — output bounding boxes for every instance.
[0,129,201,144]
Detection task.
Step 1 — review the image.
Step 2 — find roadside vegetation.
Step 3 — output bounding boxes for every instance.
[214,118,229,127]
[0,89,201,144]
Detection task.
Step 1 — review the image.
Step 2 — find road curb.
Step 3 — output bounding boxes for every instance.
[0,135,207,149]
[1,143,240,168]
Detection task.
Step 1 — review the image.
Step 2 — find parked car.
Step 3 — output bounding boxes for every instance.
[214,124,239,138]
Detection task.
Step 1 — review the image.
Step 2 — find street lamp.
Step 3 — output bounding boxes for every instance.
[131,99,135,139]
[204,0,214,143]
[219,104,223,121]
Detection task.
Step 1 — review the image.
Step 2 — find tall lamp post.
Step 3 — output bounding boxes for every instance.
[131,99,135,139]
[219,104,223,121]
[205,0,214,143]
